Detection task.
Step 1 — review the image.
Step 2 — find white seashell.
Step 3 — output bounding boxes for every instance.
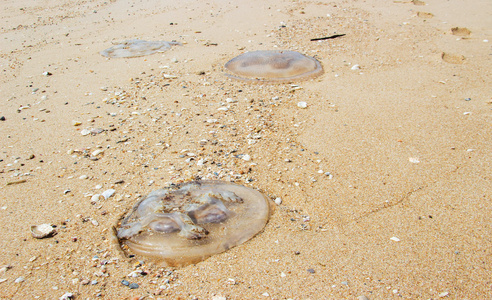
[102,189,115,199]
[91,149,104,156]
[297,102,307,108]
[59,292,74,300]
[31,224,56,239]
[351,64,360,70]
[81,129,90,136]
[242,154,251,161]
[91,194,104,202]
[15,277,24,283]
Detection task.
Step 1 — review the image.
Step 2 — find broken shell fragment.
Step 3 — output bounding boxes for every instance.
[224,50,323,83]
[115,180,270,266]
[102,189,115,199]
[31,224,56,239]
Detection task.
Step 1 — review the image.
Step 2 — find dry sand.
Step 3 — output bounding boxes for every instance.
[1,0,491,299]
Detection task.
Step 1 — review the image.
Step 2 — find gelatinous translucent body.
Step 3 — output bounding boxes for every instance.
[224,50,323,83]
[100,39,181,58]
[116,181,270,266]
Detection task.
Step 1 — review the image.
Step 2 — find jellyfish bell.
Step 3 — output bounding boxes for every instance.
[100,39,181,58]
[224,50,323,83]
[115,181,270,266]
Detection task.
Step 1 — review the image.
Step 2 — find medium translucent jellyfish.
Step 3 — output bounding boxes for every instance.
[100,39,181,58]
[224,50,323,83]
[115,181,270,266]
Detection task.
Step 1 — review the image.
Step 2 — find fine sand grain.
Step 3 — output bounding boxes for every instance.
[0,0,491,299]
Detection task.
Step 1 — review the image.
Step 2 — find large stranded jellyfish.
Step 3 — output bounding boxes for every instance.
[100,39,181,58]
[116,181,270,266]
[224,50,323,83]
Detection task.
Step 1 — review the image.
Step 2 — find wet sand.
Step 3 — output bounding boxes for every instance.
[0,0,491,299]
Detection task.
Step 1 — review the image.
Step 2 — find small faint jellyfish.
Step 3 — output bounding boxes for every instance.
[100,39,181,58]
[224,50,323,83]
[115,180,270,266]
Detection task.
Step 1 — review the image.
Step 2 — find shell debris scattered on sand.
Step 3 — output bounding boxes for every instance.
[100,39,181,58]
[116,180,270,266]
[224,50,323,83]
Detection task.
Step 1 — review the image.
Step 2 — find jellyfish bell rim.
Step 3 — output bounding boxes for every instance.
[114,180,271,267]
[224,50,324,83]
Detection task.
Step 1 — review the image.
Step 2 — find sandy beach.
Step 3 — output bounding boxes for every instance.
[1,0,491,299]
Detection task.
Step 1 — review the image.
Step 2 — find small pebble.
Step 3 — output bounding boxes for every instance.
[439,292,449,297]
[242,154,251,161]
[121,280,130,286]
[0,116,6,121]
[341,281,348,285]
[211,297,227,300]
[357,296,370,300]
[307,268,315,274]
[129,282,139,289]
[274,197,282,205]
[91,280,98,285]
[390,236,401,242]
